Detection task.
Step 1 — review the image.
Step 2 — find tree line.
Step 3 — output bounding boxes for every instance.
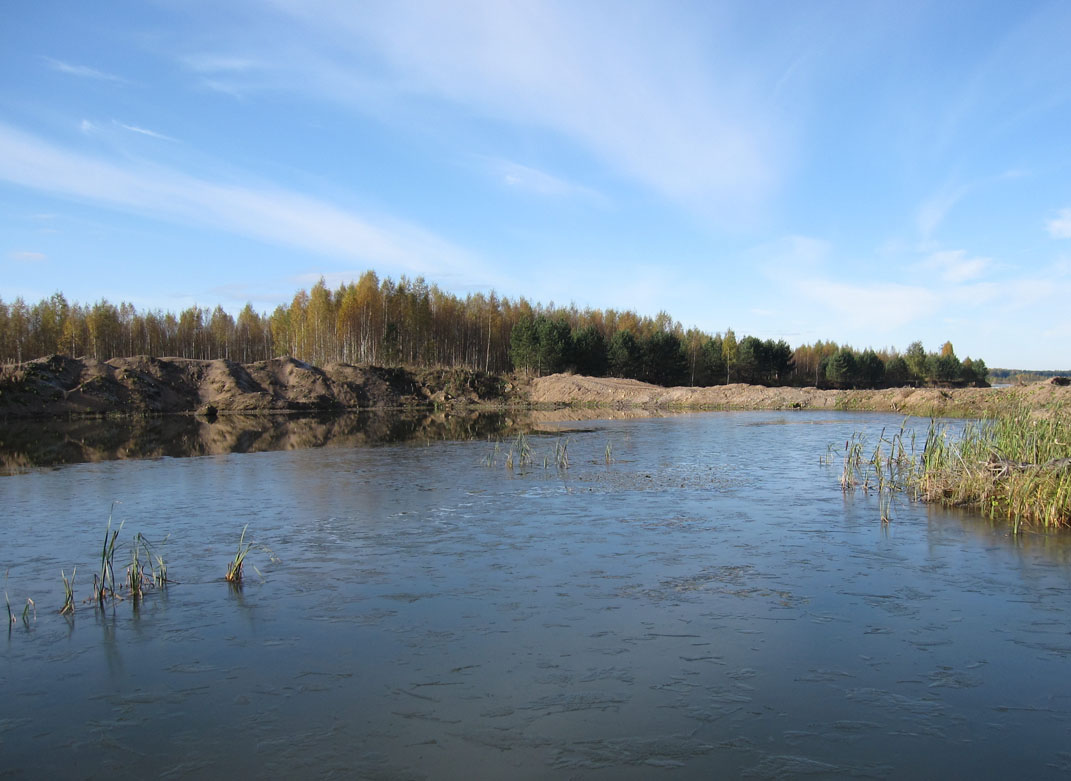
[0,271,988,388]
[509,314,986,388]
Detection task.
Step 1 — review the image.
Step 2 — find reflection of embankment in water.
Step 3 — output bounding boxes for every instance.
[2,407,823,472]
[0,410,534,473]
[524,406,692,431]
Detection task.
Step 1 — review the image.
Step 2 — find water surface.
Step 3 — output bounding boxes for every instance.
[2,411,1071,778]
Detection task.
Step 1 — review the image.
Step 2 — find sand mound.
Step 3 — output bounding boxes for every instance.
[528,373,1071,418]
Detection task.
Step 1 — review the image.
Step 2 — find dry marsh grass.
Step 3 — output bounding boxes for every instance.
[838,406,1071,530]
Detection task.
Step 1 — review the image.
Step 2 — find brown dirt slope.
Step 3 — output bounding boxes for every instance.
[0,355,507,418]
[3,356,1067,419]
[528,373,1071,418]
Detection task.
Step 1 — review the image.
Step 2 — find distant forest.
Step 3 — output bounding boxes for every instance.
[0,271,988,389]
[988,368,1070,384]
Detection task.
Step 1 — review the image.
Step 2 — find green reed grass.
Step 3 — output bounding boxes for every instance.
[481,440,501,468]
[93,506,123,605]
[835,406,1071,530]
[225,525,254,583]
[224,526,277,584]
[916,405,1071,530]
[126,533,151,599]
[554,437,570,470]
[152,548,169,589]
[60,568,76,615]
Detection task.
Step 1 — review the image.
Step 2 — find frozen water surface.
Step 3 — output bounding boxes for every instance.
[2,411,1071,778]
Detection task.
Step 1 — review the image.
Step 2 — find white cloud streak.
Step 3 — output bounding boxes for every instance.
[477,157,604,203]
[116,122,179,142]
[754,232,1071,365]
[7,251,47,262]
[916,183,970,239]
[1047,208,1071,239]
[203,0,784,216]
[42,57,125,83]
[795,279,939,330]
[921,249,992,284]
[0,123,476,277]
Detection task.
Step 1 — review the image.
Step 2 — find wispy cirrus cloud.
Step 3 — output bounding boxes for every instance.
[42,56,126,83]
[80,118,179,142]
[917,171,1033,242]
[179,53,276,97]
[755,232,1071,360]
[185,0,788,217]
[1047,208,1071,239]
[476,156,604,203]
[920,249,992,284]
[181,54,264,74]
[7,251,47,262]
[115,122,179,142]
[0,123,478,278]
[916,182,970,240]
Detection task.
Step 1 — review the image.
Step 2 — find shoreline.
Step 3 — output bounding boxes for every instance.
[527,373,1071,419]
[2,355,1068,421]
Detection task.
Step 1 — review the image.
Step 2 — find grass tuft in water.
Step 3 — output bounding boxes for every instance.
[93,505,123,606]
[225,525,254,583]
[554,437,570,470]
[126,533,153,599]
[60,568,76,615]
[224,526,277,584]
[152,543,170,589]
[481,440,501,468]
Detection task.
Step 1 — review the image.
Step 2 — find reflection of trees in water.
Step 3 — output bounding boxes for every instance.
[0,411,526,472]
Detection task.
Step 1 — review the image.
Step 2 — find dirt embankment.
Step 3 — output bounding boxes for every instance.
[3,356,1068,420]
[0,355,510,418]
[527,373,1071,418]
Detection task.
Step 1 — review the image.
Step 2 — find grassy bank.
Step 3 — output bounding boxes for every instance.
[842,405,1071,530]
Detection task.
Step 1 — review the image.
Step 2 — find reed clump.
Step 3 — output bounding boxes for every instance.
[553,437,570,470]
[225,525,253,583]
[93,510,122,605]
[837,405,1071,530]
[125,532,170,600]
[482,433,572,472]
[60,568,76,615]
[504,432,533,471]
[89,506,171,608]
[224,525,277,584]
[917,405,1071,530]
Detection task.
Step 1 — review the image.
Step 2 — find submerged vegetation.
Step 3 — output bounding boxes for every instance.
[4,571,34,630]
[1,508,273,621]
[60,568,75,615]
[225,525,254,584]
[483,432,574,472]
[838,406,1071,530]
[224,524,277,584]
[93,510,122,605]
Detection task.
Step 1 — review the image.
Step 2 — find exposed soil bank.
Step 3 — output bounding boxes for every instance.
[2,355,1068,420]
[528,373,1071,418]
[0,355,510,418]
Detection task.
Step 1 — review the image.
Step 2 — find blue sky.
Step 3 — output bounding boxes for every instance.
[2,0,1071,369]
